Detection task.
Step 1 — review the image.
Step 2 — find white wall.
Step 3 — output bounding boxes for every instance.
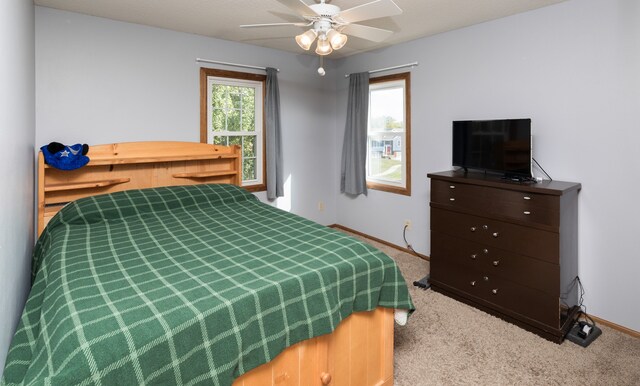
[36,7,339,225]
[0,0,35,375]
[335,0,640,331]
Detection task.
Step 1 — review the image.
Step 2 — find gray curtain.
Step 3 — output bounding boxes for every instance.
[340,72,370,195]
[265,67,284,200]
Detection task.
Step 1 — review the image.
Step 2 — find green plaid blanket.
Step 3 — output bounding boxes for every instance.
[2,184,413,386]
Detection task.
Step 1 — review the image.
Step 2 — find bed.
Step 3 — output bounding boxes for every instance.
[2,142,413,386]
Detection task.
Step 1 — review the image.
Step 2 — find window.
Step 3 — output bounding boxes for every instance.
[366,72,411,195]
[200,68,265,191]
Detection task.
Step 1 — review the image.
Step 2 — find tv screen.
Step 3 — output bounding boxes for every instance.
[452,119,532,177]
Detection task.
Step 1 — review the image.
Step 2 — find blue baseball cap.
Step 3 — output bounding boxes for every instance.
[41,142,90,170]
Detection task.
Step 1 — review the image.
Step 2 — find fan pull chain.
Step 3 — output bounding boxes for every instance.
[318,56,326,76]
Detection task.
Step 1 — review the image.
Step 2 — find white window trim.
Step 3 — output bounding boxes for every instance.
[206,76,264,187]
[366,78,407,190]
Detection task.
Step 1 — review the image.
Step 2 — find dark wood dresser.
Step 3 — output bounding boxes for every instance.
[427,170,581,343]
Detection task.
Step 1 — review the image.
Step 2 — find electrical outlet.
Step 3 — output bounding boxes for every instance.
[403,220,412,230]
[318,201,325,212]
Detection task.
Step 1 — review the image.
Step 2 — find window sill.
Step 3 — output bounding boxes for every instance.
[243,183,266,193]
[366,181,411,196]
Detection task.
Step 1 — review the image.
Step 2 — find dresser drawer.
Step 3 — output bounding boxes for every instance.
[431,257,559,327]
[431,231,560,295]
[431,207,559,263]
[432,179,560,228]
[431,179,485,209]
[487,189,559,227]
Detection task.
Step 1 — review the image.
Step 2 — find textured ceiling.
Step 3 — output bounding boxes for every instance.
[34,0,567,58]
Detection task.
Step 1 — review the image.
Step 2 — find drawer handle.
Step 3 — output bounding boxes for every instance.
[523,211,531,215]
[482,225,489,230]
[492,232,499,238]
[523,196,531,200]
[483,276,489,281]
[492,289,499,295]
[470,281,476,286]
[470,226,477,232]
[470,254,477,260]
[449,197,455,201]
[492,260,500,266]
[483,248,489,254]
[320,372,332,385]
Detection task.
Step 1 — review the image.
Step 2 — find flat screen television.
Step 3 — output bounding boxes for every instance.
[452,118,532,178]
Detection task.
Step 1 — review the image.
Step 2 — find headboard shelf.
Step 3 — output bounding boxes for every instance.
[43,152,239,168]
[172,171,239,179]
[38,141,242,235]
[44,178,131,192]
[44,154,241,167]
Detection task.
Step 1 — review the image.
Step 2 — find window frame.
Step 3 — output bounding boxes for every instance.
[366,72,411,196]
[200,68,266,192]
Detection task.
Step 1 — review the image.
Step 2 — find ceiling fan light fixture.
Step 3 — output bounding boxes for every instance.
[327,29,348,50]
[295,29,317,51]
[315,38,333,56]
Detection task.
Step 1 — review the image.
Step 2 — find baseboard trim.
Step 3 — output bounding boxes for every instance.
[329,224,430,261]
[589,315,640,339]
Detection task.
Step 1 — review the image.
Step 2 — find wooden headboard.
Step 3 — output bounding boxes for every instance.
[38,141,241,235]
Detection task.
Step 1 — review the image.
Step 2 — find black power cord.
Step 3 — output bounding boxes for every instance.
[560,276,596,327]
[575,276,596,328]
[532,157,553,181]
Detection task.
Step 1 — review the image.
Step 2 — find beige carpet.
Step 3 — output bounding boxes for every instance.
[343,232,640,386]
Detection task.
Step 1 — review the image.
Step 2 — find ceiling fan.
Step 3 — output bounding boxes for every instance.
[241,0,402,73]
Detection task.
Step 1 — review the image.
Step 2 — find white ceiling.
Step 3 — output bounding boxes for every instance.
[34,0,567,59]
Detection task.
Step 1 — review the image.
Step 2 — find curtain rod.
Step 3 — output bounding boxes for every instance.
[345,61,418,78]
[196,58,279,72]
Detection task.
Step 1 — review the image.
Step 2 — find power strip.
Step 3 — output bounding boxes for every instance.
[566,321,602,347]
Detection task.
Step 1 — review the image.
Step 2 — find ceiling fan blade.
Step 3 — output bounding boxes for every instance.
[274,0,319,19]
[240,22,310,28]
[341,23,394,42]
[338,0,402,24]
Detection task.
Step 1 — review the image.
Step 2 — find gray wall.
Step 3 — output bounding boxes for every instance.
[335,0,640,332]
[36,6,339,225]
[0,0,35,374]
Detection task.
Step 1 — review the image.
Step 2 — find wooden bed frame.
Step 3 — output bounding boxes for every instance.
[37,141,395,386]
